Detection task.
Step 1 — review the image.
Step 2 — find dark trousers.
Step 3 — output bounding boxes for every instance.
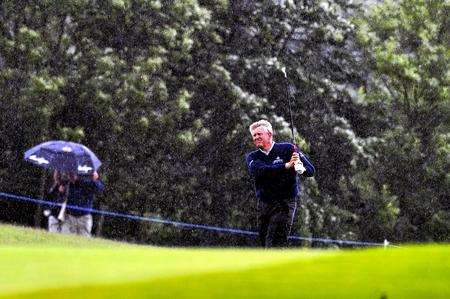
[258,197,297,248]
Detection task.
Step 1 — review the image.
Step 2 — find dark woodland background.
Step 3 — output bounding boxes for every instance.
[0,0,448,246]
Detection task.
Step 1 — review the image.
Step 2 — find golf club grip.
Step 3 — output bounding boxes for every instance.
[57,200,67,221]
[292,144,305,173]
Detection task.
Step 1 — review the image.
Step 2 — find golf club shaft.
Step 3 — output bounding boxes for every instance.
[282,67,305,174]
[282,67,296,143]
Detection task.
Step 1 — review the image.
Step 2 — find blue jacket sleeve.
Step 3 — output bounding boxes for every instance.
[246,155,286,178]
[298,151,315,177]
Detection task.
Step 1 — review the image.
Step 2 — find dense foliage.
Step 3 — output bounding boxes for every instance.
[356,0,449,241]
[0,0,448,246]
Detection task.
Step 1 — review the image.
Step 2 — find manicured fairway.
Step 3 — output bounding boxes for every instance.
[1,224,448,299]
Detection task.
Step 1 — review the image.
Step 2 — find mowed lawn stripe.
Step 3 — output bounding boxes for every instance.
[1,245,330,296]
[3,245,449,299]
[1,224,449,299]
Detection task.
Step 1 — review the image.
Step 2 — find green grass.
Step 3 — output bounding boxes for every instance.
[1,224,449,299]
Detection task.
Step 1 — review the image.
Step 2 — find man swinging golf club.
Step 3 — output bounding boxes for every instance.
[246,120,315,247]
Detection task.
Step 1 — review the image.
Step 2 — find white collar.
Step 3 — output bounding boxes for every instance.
[259,141,275,155]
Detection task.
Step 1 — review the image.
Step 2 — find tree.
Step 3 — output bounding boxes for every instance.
[356,0,450,241]
[0,0,265,245]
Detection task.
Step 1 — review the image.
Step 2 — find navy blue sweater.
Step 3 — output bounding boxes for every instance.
[246,142,315,202]
[48,178,104,216]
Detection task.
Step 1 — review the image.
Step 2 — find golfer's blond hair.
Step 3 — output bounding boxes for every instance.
[249,120,273,135]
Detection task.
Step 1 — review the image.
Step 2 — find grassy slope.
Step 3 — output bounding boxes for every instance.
[1,224,449,299]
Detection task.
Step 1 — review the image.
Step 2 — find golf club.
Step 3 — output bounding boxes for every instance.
[281,67,305,174]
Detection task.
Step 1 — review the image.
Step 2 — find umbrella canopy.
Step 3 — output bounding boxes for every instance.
[24,140,101,174]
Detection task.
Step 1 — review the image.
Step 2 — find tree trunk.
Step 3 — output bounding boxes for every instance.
[33,173,47,228]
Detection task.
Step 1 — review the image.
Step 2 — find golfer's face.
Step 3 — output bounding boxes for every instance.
[252,127,272,149]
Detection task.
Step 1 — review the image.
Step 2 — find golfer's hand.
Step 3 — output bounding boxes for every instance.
[58,185,65,193]
[92,171,99,181]
[285,153,300,169]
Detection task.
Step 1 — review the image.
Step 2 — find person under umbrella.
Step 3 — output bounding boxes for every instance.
[25,140,104,237]
[46,170,103,237]
[43,170,70,233]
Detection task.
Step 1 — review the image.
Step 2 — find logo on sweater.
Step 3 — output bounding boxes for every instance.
[273,156,284,164]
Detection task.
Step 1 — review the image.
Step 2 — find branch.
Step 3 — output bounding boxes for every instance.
[50,14,68,76]
[380,75,400,103]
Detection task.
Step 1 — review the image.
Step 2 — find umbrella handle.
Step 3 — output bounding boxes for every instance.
[57,184,69,222]
[57,200,67,222]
